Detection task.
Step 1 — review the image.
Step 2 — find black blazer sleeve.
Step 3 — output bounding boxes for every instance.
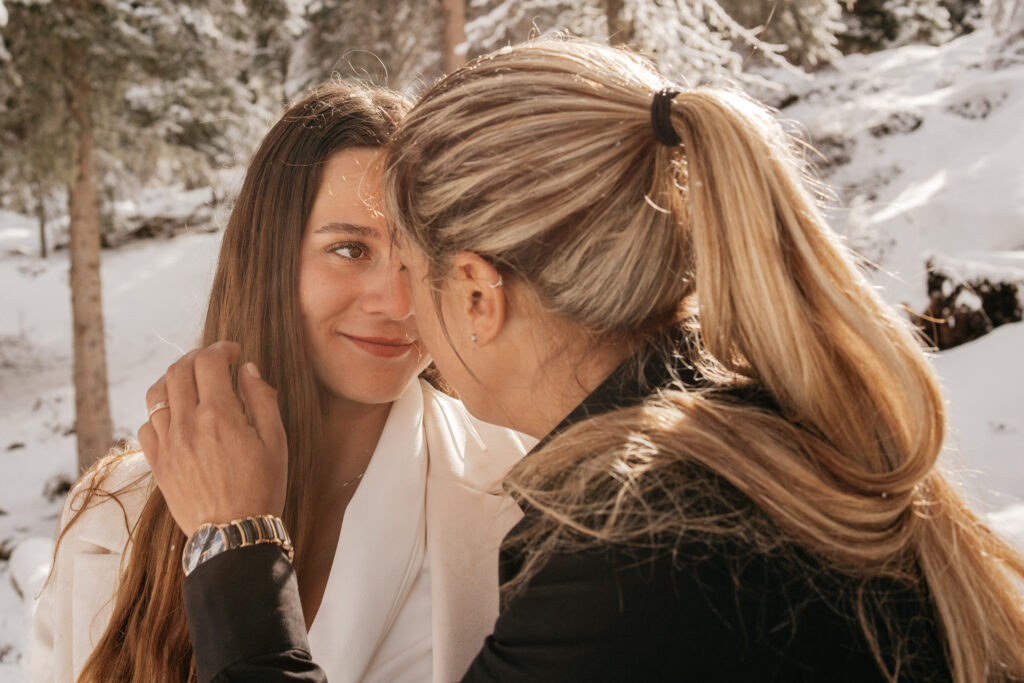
[183,544,326,682]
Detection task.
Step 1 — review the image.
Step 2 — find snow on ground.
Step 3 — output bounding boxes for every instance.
[933,323,1024,547]
[0,209,37,257]
[776,28,1024,309]
[0,27,1022,682]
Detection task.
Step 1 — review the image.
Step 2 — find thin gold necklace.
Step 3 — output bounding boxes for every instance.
[317,469,366,502]
[339,470,365,490]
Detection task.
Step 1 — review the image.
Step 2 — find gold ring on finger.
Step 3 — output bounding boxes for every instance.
[147,401,170,420]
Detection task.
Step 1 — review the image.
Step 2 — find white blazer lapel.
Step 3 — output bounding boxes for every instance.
[308,383,428,683]
[70,552,123,676]
[422,386,535,682]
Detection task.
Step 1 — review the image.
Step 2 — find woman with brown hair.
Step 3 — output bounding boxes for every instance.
[140,38,1024,682]
[31,82,531,682]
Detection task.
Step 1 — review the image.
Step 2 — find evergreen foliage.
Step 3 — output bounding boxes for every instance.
[838,0,966,53]
[0,0,294,469]
[989,0,1024,44]
[0,0,994,222]
[942,0,984,36]
[288,0,443,94]
[718,0,844,68]
[0,0,288,231]
[466,0,792,84]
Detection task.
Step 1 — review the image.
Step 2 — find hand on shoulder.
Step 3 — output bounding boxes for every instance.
[138,341,288,536]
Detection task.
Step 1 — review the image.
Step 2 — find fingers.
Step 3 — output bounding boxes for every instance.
[138,420,158,467]
[238,362,285,450]
[194,341,242,407]
[145,342,244,446]
[166,349,201,428]
[138,345,288,535]
[145,375,171,439]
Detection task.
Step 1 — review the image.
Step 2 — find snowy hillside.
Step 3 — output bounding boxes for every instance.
[775,27,1024,314]
[0,29,1022,681]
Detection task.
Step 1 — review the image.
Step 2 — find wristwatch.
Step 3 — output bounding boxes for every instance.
[181,514,294,576]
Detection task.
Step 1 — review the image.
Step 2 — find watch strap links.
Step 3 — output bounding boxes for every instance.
[182,514,293,576]
[227,515,294,561]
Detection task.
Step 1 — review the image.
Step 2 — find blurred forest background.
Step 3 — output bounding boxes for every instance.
[1,0,1023,676]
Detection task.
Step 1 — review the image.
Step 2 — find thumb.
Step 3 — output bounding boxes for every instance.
[238,362,286,449]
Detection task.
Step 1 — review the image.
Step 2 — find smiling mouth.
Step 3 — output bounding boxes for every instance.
[341,334,416,359]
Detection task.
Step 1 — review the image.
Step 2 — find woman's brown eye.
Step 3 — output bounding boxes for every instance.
[333,243,367,260]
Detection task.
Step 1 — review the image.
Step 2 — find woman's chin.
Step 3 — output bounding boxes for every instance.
[320,372,419,407]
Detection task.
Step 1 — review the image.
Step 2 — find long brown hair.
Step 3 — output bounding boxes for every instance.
[51,82,410,682]
[384,38,1024,682]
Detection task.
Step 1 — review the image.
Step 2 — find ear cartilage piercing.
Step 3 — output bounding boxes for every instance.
[471,333,478,343]
[487,276,503,289]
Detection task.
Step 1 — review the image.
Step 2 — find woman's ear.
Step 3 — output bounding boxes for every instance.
[452,251,506,346]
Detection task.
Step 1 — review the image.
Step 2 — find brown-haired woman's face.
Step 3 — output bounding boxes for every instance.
[298,148,426,405]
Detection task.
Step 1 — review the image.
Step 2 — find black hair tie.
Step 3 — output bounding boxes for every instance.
[650,88,682,147]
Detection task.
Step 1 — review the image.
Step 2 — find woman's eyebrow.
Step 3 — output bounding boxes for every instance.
[314,222,381,239]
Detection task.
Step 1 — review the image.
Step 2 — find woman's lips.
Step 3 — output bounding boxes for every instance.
[341,334,416,359]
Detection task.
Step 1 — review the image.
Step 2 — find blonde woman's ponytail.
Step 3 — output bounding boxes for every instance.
[660,90,1024,679]
[669,89,940,479]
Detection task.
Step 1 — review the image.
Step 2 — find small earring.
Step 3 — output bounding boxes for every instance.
[471,332,478,343]
[487,276,503,289]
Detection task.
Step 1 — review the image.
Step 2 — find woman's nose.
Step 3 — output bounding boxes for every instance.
[361,257,413,320]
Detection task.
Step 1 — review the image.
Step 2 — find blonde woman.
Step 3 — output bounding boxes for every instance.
[31,83,531,682]
[141,39,1024,682]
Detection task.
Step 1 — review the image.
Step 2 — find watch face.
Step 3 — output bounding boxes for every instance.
[183,524,225,575]
[199,527,227,563]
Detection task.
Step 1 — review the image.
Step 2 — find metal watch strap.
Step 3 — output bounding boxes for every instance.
[182,514,294,576]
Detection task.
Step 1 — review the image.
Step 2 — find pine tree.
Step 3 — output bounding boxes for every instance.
[840,0,955,53]
[941,0,983,36]
[247,0,308,106]
[605,0,631,42]
[0,30,70,257]
[0,0,285,470]
[466,0,605,57]
[626,0,790,80]
[288,0,443,94]
[466,0,791,84]
[989,0,1024,44]
[443,0,468,74]
[718,0,844,69]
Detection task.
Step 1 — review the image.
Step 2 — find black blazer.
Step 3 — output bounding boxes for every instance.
[183,347,950,682]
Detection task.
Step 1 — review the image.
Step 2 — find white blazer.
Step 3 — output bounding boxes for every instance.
[31,379,533,682]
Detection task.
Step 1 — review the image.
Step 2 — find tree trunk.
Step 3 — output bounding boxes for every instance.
[996,0,1024,41]
[67,72,113,471]
[605,0,634,45]
[279,51,291,107]
[441,0,466,73]
[34,180,48,259]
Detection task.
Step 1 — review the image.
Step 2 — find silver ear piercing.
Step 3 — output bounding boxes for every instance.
[487,276,503,289]
[471,333,478,343]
